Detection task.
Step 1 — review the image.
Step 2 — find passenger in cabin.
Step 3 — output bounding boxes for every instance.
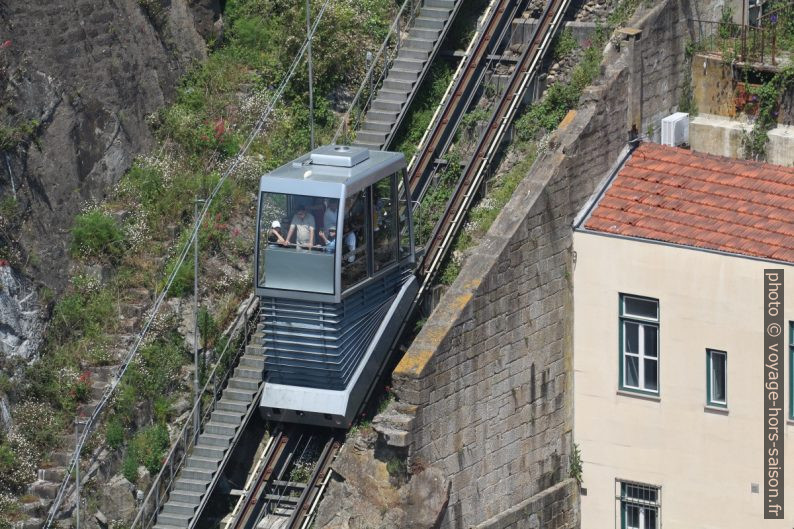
[323,199,338,238]
[286,205,315,250]
[322,226,337,253]
[308,198,326,234]
[268,220,286,246]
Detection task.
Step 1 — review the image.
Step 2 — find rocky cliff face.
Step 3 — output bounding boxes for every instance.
[0,0,219,292]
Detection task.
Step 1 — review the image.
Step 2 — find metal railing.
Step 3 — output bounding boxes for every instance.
[332,0,423,144]
[690,4,794,65]
[130,295,260,529]
[41,1,332,523]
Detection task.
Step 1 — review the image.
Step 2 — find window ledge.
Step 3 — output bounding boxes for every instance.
[704,404,729,415]
[786,418,794,426]
[617,389,660,402]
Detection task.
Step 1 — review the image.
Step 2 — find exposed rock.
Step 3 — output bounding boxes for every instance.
[96,474,137,524]
[0,264,43,360]
[136,465,152,492]
[0,392,12,435]
[0,0,209,293]
[314,428,449,529]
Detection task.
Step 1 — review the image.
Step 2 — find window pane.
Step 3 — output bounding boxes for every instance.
[259,192,337,294]
[342,190,369,289]
[625,505,640,529]
[625,355,639,387]
[624,322,639,354]
[644,359,658,391]
[711,352,726,403]
[643,325,658,358]
[372,175,397,273]
[624,296,658,320]
[643,508,657,529]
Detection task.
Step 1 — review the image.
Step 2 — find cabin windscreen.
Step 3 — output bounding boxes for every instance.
[257,192,340,295]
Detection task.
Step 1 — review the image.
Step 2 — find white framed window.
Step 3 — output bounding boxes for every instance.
[619,295,659,394]
[706,349,727,407]
[616,480,660,529]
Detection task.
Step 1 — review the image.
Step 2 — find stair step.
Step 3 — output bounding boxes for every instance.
[233,366,262,379]
[205,421,237,436]
[153,525,186,529]
[193,445,227,459]
[399,47,432,60]
[414,16,445,29]
[421,5,454,17]
[392,58,427,71]
[240,353,265,367]
[390,68,422,81]
[162,500,198,516]
[186,456,221,470]
[379,87,412,100]
[224,388,256,402]
[410,28,442,41]
[168,490,204,504]
[173,478,209,493]
[425,0,455,8]
[216,399,249,414]
[371,99,404,113]
[155,513,191,527]
[403,37,435,51]
[211,410,244,424]
[366,109,399,123]
[198,433,233,448]
[183,467,215,481]
[362,120,394,133]
[229,377,260,391]
[355,130,388,145]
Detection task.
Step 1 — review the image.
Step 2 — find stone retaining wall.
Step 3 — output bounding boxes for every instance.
[374,2,696,528]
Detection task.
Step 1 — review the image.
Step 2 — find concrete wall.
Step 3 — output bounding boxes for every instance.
[377,2,697,528]
[691,53,736,118]
[573,231,794,529]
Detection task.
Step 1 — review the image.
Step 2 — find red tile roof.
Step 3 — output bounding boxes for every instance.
[584,143,794,264]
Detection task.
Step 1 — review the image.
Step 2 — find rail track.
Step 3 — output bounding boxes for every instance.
[223,426,342,529]
[415,0,571,290]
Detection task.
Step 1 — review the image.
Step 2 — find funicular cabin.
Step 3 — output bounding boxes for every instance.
[255,145,417,427]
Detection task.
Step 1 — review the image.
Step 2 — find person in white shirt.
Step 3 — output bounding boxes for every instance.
[286,205,315,250]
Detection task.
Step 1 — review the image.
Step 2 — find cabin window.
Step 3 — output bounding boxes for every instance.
[257,192,339,295]
[372,174,398,273]
[341,189,369,289]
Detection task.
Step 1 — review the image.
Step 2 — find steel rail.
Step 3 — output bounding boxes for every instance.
[406,0,525,203]
[285,434,342,529]
[229,429,290,529]
[418,0,570,291]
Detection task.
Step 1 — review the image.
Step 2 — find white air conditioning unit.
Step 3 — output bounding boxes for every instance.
[661,112,689,146]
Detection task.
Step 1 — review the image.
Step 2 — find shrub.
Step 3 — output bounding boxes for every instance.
[122,452,138,483]
[106,418,124,450]
[70,210,126,261]
[13,401,61,452]
[198,306,219,351]
[128,424,170,476]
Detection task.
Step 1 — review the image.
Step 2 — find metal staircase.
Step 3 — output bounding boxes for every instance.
[354,0,461,149]
[152,340,265,529]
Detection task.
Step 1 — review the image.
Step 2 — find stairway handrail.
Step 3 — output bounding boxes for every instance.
[130,295,260,529]
[332,0,423,144]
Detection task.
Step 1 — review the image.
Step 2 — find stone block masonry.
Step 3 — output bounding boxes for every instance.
[376,1,698,528]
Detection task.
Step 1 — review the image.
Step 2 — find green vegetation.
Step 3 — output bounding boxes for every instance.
[70,210,126,262]
[570,442,583,484]
[743,67,794,159]
[0,120,38,151]
[122,424,170,482]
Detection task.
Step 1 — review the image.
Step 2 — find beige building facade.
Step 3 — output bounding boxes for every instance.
[573,231,794,528]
